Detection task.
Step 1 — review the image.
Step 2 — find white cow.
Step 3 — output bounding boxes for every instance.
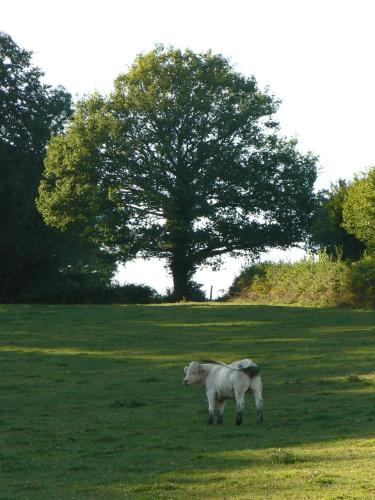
[183,358,263,425]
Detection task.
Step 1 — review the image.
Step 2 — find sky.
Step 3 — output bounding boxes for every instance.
[2,0,375,297]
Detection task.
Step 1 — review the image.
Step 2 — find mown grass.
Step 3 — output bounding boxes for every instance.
[0,303,374,499]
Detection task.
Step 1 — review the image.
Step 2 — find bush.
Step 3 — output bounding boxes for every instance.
[227,253,354,307]
[163,281,206,302]
[350,255,375,306]
[105,284,161,304]
[13,277,160,305]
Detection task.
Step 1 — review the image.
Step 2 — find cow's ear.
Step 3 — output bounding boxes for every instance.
[184,366,188,373]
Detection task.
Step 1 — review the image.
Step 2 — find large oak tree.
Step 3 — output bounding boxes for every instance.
[38,47,318,299]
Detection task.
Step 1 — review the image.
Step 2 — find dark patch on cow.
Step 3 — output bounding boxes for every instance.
[241,364,260,379]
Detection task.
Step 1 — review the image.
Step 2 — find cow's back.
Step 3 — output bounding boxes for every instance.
[205,365,236,399]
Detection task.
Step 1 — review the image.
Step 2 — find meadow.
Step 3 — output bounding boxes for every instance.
[1,303,374,499]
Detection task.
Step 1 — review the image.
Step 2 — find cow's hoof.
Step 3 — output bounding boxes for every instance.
[207,416,214,425]
[235,411,243,425]
[217,415,224,424]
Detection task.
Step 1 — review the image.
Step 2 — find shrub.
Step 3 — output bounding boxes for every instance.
[350,254,375,306]
[228,253,353,306]
[105,284,161,304]
[15,279,160,305]
[163,281,206,302]
[229,252,375,307]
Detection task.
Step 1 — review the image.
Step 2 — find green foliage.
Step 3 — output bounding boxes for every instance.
[0,32,116,302]
[16,274,159,304]
[0,303,374,498]
[163,280,206,302]
[229,252,375,307]
[228,253,353,306]
[310,179,365,260]
[11,234,117,304]
[350,254,375,306]
[0,32,71,154]
[37,46,318,300]
[104,284,161,304]
[343,167,375,250]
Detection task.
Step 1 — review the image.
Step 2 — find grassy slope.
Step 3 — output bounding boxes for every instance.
[0,303,374,499]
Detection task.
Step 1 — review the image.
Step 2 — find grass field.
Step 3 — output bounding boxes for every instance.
[1,303,375,499]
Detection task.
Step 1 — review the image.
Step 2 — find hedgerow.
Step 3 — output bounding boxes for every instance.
[228,253,375,307]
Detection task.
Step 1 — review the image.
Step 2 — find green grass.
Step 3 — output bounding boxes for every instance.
[1,303,375,499]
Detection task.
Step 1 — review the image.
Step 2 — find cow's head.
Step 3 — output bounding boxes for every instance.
[183,361,205,385]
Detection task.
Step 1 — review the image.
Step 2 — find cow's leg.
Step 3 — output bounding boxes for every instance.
[216,399,226,424]
[250,376,263,423]
[206,390,216,425]
[234,390,246,426]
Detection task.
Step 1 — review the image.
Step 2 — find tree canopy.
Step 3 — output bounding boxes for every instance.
[343,167,375,251]
[0,32,116,302]
[38,46,318,299]
[0,33,71,154]
[309,180,366,260]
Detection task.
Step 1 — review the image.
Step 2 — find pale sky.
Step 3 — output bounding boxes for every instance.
[3,0,375,297]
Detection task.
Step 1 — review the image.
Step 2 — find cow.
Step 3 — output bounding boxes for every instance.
[183,358,263,425]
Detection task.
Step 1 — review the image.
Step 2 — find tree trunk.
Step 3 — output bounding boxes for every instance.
[170,259,192,301]
[167,170,194,300]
